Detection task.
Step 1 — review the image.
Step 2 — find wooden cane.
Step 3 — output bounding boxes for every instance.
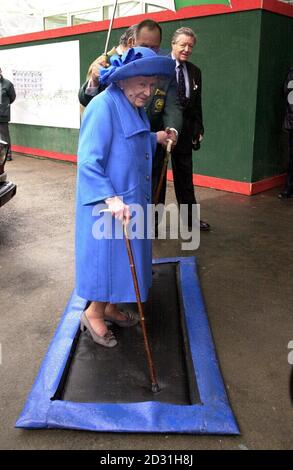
[99,208,160,392]
[153,139,173,206]
[123,223,160,393]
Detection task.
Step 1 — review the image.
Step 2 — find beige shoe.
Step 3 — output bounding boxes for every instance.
[80,311,117,348]
[104,309,139,328]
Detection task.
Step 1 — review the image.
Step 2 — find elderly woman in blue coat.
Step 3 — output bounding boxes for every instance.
[76,47,175,347]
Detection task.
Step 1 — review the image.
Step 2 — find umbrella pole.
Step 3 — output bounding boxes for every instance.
[123,223,160,393]
[104,0,119,55]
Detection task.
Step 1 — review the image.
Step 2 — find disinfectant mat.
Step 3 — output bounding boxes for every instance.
[16,257,239,434]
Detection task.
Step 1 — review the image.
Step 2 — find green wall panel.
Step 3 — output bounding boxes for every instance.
[161,12,261,182]
[253,11,293,181]
[10,124,79,155]
[2,9,292,183]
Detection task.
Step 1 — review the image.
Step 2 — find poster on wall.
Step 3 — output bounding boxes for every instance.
[0,40,80,128]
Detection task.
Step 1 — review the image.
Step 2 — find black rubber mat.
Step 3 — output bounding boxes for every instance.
[53,262,200,405]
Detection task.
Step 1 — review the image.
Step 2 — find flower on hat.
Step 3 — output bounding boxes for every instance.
[100,48,143,85]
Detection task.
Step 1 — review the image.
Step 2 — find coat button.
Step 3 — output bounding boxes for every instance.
[146,175,150,181]
[145,153,149,160]
[145,194,150,201]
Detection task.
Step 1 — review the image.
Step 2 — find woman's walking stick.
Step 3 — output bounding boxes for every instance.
[123,223,160,393]
[100,201,160,392]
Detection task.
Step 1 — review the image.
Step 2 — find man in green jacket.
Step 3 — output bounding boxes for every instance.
[78,19,182,200]
[0,67,16,161]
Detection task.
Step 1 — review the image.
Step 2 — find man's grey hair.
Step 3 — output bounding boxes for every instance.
[119,25,137,47]
[171,27,197,44]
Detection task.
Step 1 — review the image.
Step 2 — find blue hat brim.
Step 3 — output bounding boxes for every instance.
[106,56,175,83]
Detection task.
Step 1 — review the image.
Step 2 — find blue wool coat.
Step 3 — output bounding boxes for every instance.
[76,83,156,303]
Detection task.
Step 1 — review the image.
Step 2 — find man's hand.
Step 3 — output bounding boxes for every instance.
[192,133,203,151]
[87,55,109,87]
[157,127,177,149]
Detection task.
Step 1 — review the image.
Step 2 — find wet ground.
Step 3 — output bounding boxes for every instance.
[0,154,292,450]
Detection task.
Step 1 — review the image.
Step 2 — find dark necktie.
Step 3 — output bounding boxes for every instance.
[178,63,187,107]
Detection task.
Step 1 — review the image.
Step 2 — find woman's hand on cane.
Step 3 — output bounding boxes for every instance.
[105,196,131,225]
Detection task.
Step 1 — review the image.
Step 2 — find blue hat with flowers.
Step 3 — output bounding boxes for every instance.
[100,47,175,85]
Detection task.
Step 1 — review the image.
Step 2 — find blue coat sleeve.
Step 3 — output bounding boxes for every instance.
[77,95,117,205]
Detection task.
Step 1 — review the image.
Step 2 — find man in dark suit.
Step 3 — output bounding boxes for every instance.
[156,27,210,231]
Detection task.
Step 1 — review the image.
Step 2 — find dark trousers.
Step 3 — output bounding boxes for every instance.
[284,130,293,191]
[152,134,197,227]
[152,144,165,202]
[0,122,12,158]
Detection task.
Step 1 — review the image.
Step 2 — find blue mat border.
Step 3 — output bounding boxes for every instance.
[16,256,239,434]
